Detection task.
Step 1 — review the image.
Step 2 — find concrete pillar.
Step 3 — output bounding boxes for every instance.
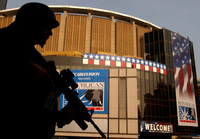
[58,11,67,51]
[130,21,137,57]
[85,12,92,53]
[110,16,115,54]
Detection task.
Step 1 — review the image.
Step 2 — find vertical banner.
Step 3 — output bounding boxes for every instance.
[171,33,198,127]
[59,69,108,114]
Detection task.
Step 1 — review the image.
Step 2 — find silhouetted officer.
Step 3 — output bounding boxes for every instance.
[0,3,75,139]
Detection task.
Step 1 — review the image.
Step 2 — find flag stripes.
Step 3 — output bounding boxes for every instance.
[83,53,167,75]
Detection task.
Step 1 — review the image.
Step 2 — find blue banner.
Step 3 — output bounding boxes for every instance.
[59,69,109,114]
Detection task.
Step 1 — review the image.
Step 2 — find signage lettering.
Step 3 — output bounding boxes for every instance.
[77,82,104,89]
[141,121,173,133]
[74,72,100,76]
[144,123,170,132]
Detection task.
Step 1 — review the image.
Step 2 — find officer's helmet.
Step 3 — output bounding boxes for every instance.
[15,2,59,29]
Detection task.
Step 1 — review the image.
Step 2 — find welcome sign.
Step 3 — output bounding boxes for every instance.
[140,121,173,133]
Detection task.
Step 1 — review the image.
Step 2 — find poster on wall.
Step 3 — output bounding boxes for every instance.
[59,69,108,114]
[171,32,198,127]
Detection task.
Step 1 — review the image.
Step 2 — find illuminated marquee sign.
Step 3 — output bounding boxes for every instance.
[140,121,173,133]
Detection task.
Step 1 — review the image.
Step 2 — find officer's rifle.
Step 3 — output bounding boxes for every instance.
[33,49,106,138]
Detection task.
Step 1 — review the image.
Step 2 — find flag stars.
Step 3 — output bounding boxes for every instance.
[111,56,115,61]
[95,55,99,59]
[106,55,110,60]
[116,56,120,61]
[83,54,88,59]
[132,58,136,63]
[89,54,93,59]
[122,57,126,62]
[172,34,190,67]
[100,55,104,60]
[184,56,187,59]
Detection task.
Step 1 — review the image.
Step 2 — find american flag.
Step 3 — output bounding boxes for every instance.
[83,53,167,75]
[172,33,194,101]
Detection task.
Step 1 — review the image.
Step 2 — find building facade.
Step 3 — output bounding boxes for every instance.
[0,5,199,139]
[0,0,7,10]
[144,29,200,137]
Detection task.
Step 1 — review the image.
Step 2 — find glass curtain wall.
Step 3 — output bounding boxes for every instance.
[143,29,200,134]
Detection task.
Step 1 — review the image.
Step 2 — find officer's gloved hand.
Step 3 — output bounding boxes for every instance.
[47,61,56,69]
[57,103,76,128]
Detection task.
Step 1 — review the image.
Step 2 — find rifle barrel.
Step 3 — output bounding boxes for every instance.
[90,119,106,138]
